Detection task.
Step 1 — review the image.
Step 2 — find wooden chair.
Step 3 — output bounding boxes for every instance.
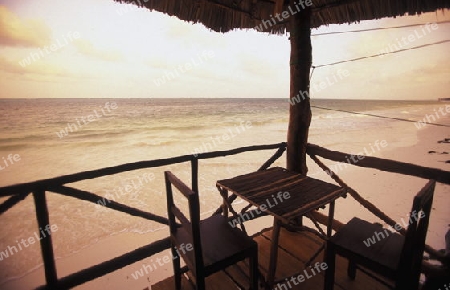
[324,180,436,290]
[164,171,259,290]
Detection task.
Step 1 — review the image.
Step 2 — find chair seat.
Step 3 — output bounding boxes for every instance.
[325,181,435,290]
[330,217,405,279]
[173,214,257,276]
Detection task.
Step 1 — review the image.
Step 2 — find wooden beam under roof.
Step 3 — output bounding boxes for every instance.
[273,0,284,15]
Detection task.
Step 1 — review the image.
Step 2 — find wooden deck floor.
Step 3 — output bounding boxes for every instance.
[152,227,390,290]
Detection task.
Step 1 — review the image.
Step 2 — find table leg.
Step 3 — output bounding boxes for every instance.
[305,200,336,267]
[327,201,335,238]
[267,218,282,289]
[218,187,229,217]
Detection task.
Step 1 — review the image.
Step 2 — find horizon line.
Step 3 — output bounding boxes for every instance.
[0,97,443,101]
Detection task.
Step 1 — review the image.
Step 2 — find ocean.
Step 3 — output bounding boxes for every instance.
[0,98,447,285]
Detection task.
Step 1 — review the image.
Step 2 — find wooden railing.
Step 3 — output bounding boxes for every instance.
[307,144,450,185]
[0,142,287,290]
[1,142,448,289]
[306,143,450,267]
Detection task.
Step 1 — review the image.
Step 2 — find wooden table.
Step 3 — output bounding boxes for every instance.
[216,167,347,288]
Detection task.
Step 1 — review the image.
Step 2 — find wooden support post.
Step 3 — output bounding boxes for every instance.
[33,190,58,288]
[191,157,198,194]
[286,1,312,175]
[273,0,284,15]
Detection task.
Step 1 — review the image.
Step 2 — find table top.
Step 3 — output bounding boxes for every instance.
[216,167,346,222]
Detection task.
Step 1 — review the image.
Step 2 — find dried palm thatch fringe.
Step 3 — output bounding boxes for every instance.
[114,0,450,34]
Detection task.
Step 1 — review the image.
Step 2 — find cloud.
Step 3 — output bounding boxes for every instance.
[164,17,226,49]
[0,56,68,77]
[145,58,170,70]
[0,6,52,47]
[397,64,450,84]
[73,39,124,62]
[238,54,278,78]
[166,20,198,39]
[0,56,27,74]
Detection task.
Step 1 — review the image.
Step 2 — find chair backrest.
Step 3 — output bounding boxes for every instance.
[164,171,205,276]
[397,179,436,289]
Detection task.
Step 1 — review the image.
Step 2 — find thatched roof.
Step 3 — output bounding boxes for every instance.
[115,0,450,34]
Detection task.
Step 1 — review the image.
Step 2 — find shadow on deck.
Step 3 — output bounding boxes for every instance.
[152,227,390,290]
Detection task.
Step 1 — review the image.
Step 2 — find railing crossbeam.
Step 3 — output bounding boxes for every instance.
[35,237,171,290]
[0,191,30,215]
[49,185,170,225]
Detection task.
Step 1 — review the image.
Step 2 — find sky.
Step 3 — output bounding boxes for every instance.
[0,0,449,100]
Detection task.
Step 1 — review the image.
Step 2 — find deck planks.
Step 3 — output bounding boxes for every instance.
[152,227,391,290]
